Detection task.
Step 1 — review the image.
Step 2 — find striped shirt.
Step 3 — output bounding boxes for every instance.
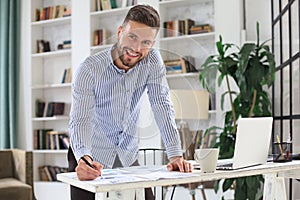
[69,46,182,168]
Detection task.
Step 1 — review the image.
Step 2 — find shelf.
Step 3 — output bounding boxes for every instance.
[166,72,199,79]
[90,7,130,17]
[159,0,212,7]
[160,32,215,43]
[31,49,71,58]
[90,44,113,53]
[31,16,71,27]
[33,149,68,154]
[32,83,72,90]
[32,116,69,121]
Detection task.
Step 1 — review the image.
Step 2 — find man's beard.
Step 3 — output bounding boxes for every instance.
[117,45,141,68]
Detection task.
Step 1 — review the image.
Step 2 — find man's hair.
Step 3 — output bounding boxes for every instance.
[122,4,160,30]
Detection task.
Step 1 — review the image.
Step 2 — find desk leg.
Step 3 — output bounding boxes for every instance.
[263,174,287,200]
[95,192,107,200]
[135,188,145,200]
[95,189,144,200]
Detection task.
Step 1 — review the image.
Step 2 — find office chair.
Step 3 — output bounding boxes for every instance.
[138,148,167,199]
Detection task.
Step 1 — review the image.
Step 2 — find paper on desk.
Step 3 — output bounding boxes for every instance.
[135,169,198,180]
[67,165,199,185]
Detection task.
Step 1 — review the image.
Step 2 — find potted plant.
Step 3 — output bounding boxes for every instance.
[199,22,276,200]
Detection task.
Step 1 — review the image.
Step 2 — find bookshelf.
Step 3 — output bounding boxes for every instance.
[159,0,216,131]
[29,0,72,199]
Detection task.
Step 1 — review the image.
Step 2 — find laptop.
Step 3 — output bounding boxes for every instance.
[217,117,273,170]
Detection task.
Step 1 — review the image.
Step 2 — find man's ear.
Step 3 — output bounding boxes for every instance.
[117,26,122,38]
[152,40,156,48]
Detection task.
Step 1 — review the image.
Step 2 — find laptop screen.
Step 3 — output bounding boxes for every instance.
[232,117,273,169]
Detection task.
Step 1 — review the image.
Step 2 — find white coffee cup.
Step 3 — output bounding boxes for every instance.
[194,148,219,173]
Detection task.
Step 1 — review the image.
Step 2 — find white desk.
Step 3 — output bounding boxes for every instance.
[57,160,300,200]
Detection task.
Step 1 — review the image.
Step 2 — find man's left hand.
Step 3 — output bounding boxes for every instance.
[167,156,193,172]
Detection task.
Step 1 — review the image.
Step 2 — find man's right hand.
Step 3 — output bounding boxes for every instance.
[75,155,103,180]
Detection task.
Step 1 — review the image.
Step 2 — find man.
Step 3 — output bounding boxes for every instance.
[68,4,192,200]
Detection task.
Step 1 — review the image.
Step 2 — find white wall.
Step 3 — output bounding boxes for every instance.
[245,0,272,42]
[19,1,32,150]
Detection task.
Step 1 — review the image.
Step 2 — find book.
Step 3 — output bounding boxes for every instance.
[166,65,183,74]
[101,0,112,10]
[184,18,195,35]
[93,29,111,45]
[182,56,197,72]
[57,5,65,18]
[110,0,117,9]
[45,102,54,117]
[33,129,39,150]
[36,129,53,149]
[38,165,68,181]
[190,24,212,35]
[52,102,65,116]
[65,68,72,83]
[163,19,195,37]
[36,40,51,53]
[47,131,60,149]
[46,131,69,150]
[35,99,45,117]
[164,57,196,74]
[38,166,49,181]
[61,68,72,83]
[34,9,40,21]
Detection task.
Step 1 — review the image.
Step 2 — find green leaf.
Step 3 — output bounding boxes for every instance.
[256,21,260,45]
[216,35,224,57]
[214,180,220,193]
[222,178,234,192]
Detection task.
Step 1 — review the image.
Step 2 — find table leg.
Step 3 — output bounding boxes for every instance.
[263,174,287,200]
[135,188,145,200]
[95,192,107,200]
[95,189,144,200]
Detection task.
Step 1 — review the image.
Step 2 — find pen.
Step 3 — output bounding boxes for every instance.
[276,135,285,160]
[81,156,94,169]
[81,156,103,178]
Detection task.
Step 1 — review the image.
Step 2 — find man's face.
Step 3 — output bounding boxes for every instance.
[116,20,157,69]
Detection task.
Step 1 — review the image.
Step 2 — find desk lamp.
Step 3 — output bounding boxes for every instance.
[170,90,209,159]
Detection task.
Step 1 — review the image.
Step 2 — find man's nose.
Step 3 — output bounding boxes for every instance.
[131,40,142,52]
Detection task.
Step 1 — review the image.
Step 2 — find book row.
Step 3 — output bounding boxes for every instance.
[93,29,111,46]
[36,39,71,53]
[94,0,137,11]
[61,68,72,84]
[33,129,70,150]
[38,165,68,182]
[35,100,65,118]
[163,18,213,37]
[164,56,197,75]
[34,5,71,22]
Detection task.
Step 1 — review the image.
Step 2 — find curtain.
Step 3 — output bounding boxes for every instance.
[0,0,20,148]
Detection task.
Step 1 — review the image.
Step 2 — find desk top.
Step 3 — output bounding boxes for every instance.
[57,160,300,193]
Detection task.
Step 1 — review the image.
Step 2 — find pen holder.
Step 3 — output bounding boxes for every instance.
[273,142,292,162]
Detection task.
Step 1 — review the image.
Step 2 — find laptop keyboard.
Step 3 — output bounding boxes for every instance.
[216,163,233,170]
